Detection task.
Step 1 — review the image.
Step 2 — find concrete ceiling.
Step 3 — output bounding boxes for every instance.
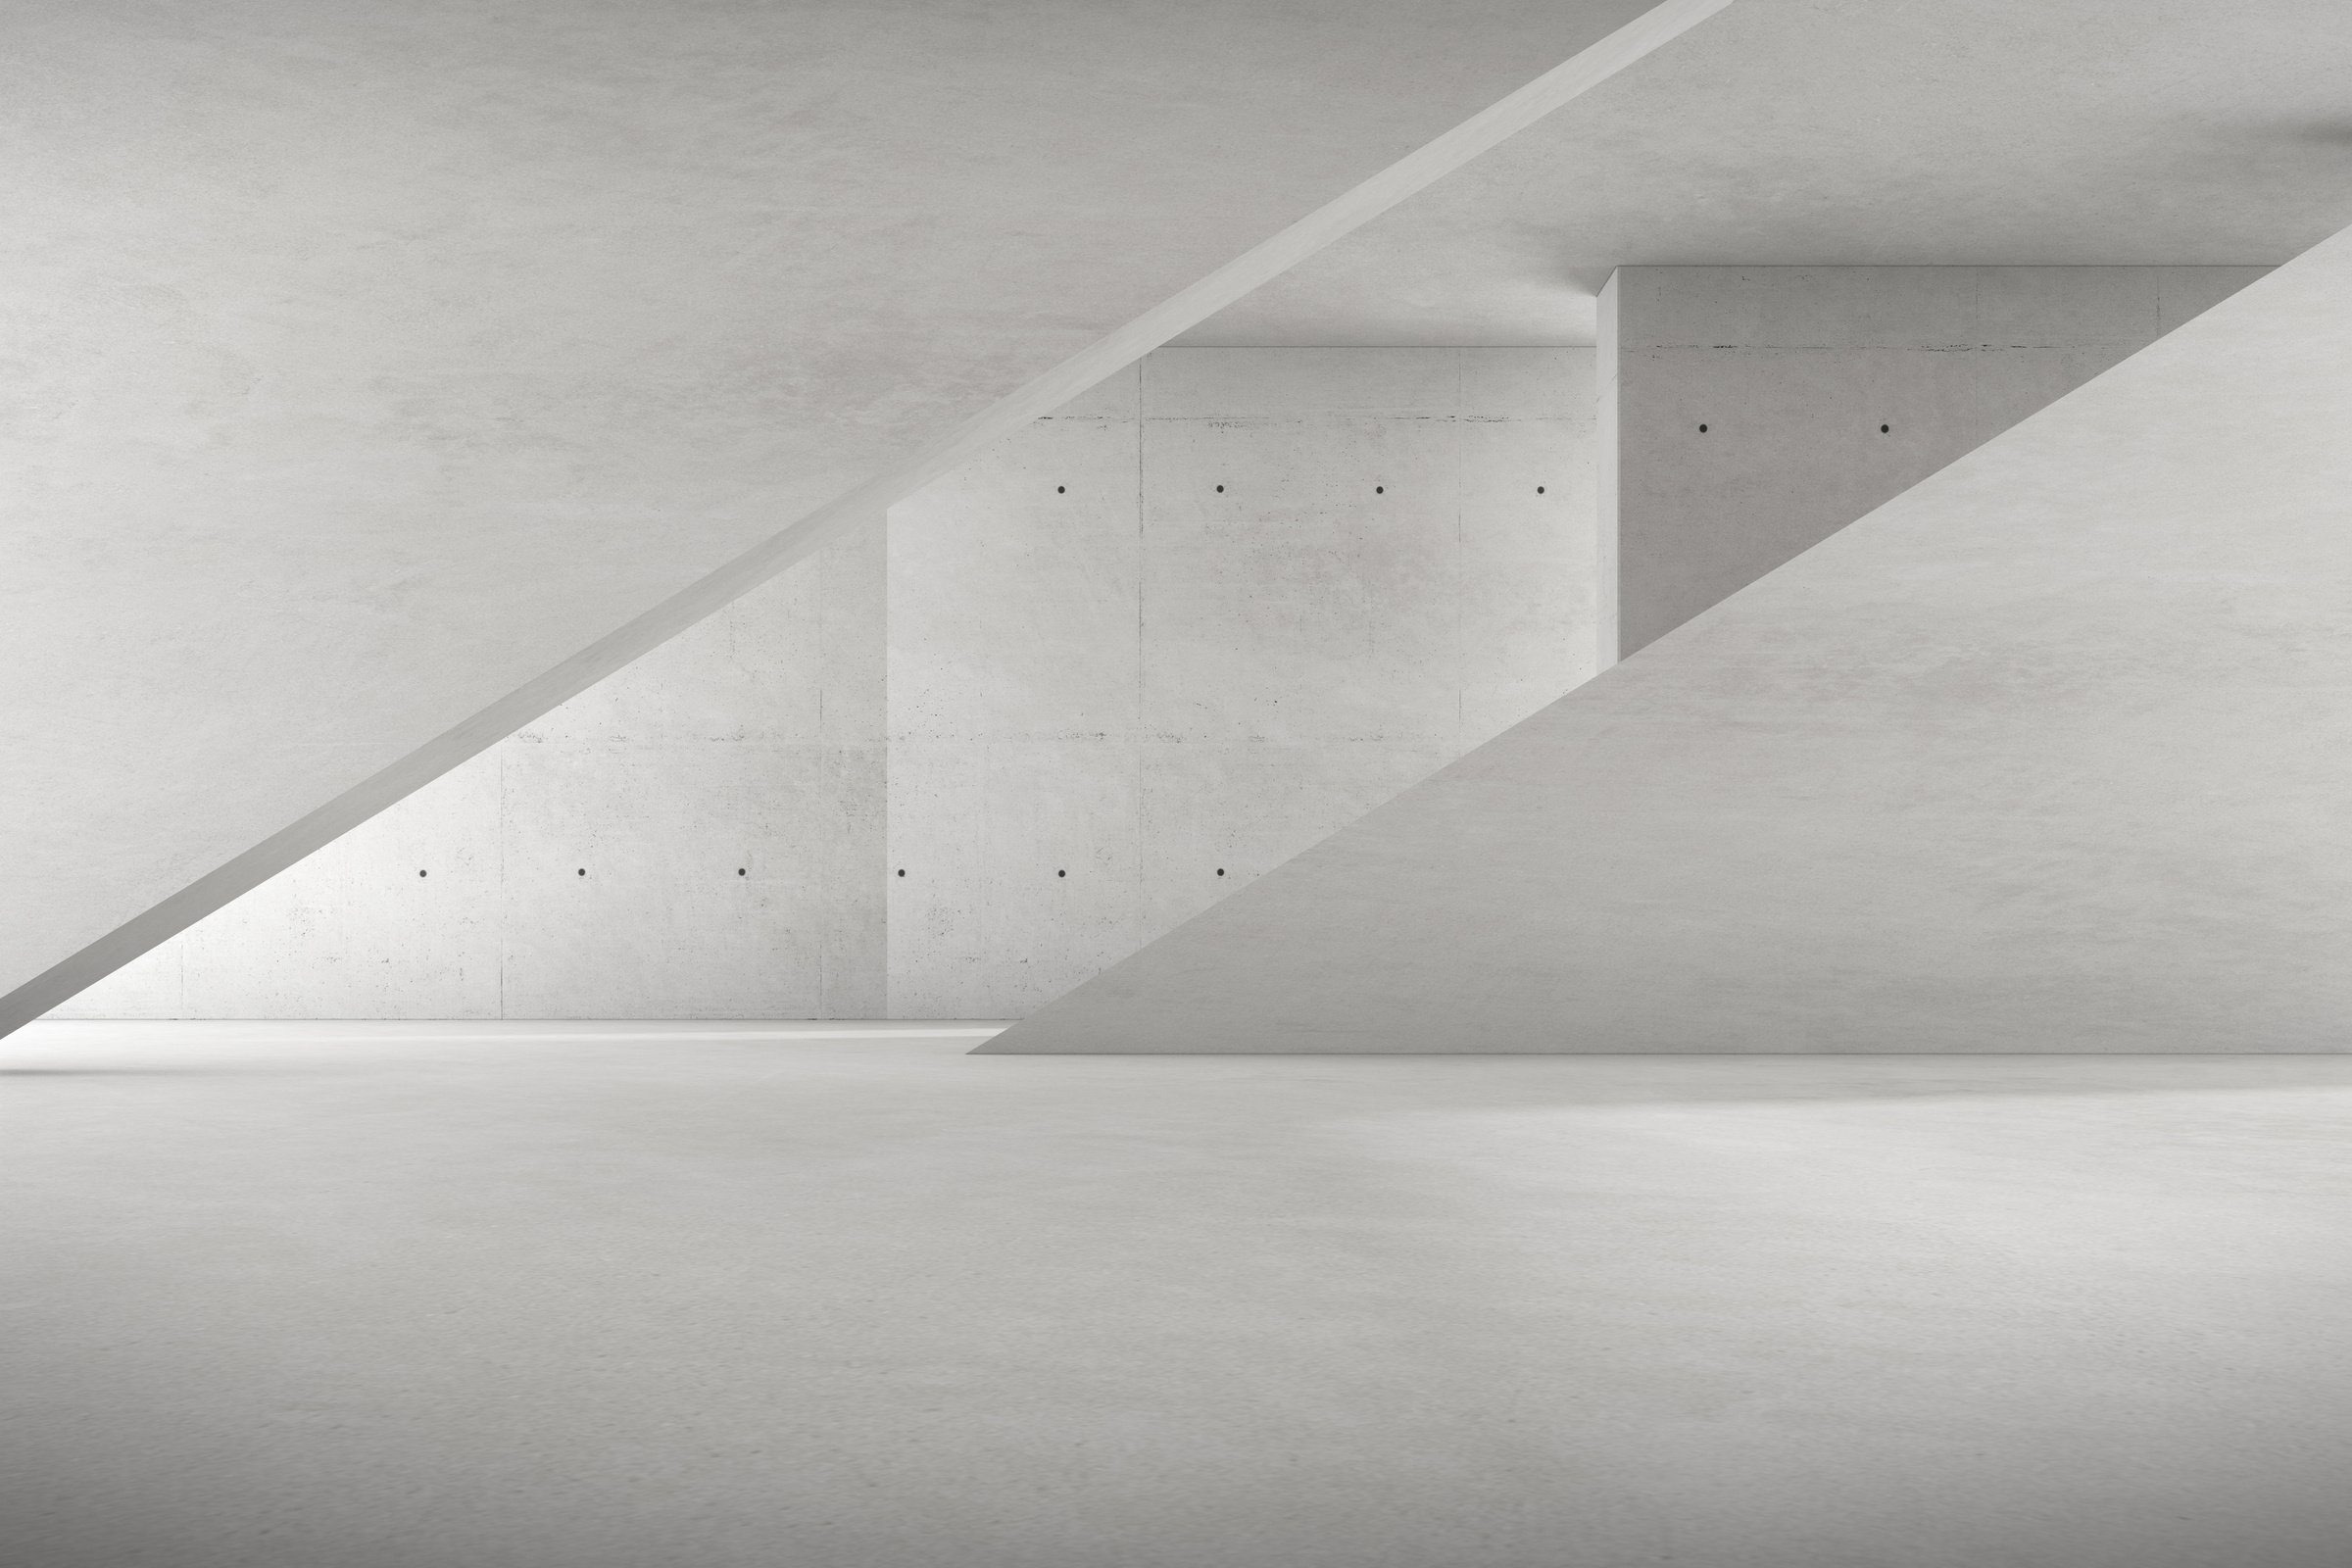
[1,0,1687,1029]
[1186,0,2352,345]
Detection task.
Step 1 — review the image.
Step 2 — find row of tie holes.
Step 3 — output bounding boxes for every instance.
[1695,423,1893,433]
[1053,432,1893,491]
[1055,484,1551,495]
[417,867,1228,878]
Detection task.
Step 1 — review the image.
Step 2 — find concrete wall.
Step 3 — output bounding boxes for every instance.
[1604,267,2269,656]
[886,347,1597,1017]
[53,347,1596,1020]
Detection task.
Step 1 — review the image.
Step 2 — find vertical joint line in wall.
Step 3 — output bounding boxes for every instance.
[1454,348,1466,747]
[878,504,890,1020]
[494,748,509,1020]
[1136,362,1146,730]
[1135,363,1147,927]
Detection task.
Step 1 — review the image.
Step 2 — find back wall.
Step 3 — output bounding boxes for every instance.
[51,347,1598,1020]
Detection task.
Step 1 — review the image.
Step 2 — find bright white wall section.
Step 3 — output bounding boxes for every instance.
[988,228,2352,1054]
[1607,267,2268,655]
[0,0,1707,1036]
[55,349,1595,1021]
[60,532,886,1021]
[887,348,1597,1018]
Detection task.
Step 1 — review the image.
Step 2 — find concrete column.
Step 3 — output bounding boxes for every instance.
[1593,271,1623,671]
[1600,266,2267,658]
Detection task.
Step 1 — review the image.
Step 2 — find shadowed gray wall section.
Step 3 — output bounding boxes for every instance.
[0,0,1720,1038]
[1605,267,2267,656]
[985,224,2352,1054]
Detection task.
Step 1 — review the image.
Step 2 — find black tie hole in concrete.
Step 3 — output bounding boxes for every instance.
[1536,485,1545,494]
[1698,423,1709,432]
[1216,868,1226,876]
[576,868,586,877]
[897,868,906,877]
[1057,869,1066,877]
[1375,485,1384,494]
[1056,485,1065,493]
[1881,423,1891,433]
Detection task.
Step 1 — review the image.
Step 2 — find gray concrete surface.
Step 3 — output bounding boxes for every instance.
[993,221,2352,1054]
[888,348,1598,1018]
[7,1021,2352,1567]
[0,0,1707,1037]
[1605,266,2266,655]
[57,350,1594,1023]
[1187,0,2352,345]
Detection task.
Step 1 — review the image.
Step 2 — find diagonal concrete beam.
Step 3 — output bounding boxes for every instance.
[0,0,1734,1036]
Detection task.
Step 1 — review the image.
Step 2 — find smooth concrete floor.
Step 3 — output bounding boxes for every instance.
[5,1023,2351,1568]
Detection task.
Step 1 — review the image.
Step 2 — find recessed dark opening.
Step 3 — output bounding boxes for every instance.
[1375,485,1384,494]
[1057,869,1066,877]
[737,867,747,876]
[1698,423,1709,432]
[1880,423,1890,433]
[1536,485,1545,494]
[1216,868,1226,876]
[897,868,906,877]
[1215,484,1224,492]
[576,868,586,877]
[1056,484,1065,493]
[417,869,426,877]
